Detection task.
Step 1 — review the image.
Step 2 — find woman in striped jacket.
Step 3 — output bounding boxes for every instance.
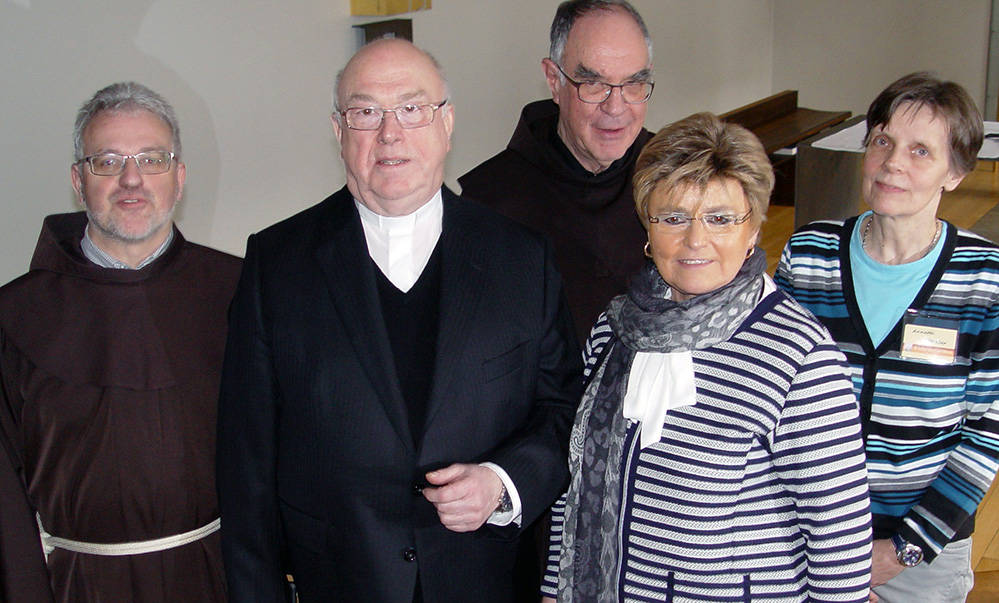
[543,112,872,603]
[777,73,991,603]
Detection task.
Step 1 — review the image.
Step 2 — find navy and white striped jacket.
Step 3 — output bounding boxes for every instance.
[544,286,873,602]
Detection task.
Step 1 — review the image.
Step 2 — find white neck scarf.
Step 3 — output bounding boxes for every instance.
[622,275,777,448]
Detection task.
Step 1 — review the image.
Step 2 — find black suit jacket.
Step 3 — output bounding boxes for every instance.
[217,186,582,602]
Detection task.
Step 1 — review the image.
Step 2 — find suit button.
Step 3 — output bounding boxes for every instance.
[403,547,417,562]
[412,484,424,496]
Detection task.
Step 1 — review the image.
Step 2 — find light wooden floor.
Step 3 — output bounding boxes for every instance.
[760,164,999,600]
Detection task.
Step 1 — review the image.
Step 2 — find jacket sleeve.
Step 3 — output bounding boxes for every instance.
[899,297,999,562]
[773,235,797,293]
[216,235,288,602]
[540,314,611,597]
[0,332,55,603]
[773,340,872,602]
[485,239,583,534]
[0,443,53,603]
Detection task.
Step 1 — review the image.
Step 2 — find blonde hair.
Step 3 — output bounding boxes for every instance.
[634,112,774,232]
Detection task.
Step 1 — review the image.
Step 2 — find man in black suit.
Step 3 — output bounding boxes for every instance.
[216,37,582,602]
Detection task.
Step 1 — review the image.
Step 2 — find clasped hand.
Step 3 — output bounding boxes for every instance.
[422,463,503,532]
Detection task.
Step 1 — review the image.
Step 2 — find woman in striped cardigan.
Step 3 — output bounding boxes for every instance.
[777,73,990,603]
[543,112,872,603]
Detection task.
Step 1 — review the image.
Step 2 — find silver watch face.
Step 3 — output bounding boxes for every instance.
[897,542,923,567]
[497,488,513,514]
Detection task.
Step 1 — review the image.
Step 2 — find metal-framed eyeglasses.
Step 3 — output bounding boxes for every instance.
[555,64,654,105]
[79,151,176,176]
[339,99,449,131]
[647,210,753,234]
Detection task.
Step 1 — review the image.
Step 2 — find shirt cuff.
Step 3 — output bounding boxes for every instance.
[479,462,522,527]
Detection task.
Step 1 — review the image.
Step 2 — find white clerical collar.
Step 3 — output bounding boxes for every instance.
[355,190,443,293]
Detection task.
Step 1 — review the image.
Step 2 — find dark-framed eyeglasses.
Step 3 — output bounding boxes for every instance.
[339,99,449,131]
[555,64,654,105]
[79,151,176,176]
[647,210,753,234]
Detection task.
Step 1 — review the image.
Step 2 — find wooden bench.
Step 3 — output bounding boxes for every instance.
[721,90,850,206]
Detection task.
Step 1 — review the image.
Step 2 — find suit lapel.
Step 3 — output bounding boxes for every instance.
[422,190,488,433]
[313,188,414,451]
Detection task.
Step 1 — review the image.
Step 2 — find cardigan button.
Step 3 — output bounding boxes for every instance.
[412,484,424,496]
[402,547,417,562]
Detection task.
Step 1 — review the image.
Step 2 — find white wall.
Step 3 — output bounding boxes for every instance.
[0,0,773,285]
[773,0,991,115]
[0,0,989,286]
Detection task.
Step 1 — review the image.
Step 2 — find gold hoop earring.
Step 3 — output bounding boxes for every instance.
[644,241,653,258]
[746,246,755,259]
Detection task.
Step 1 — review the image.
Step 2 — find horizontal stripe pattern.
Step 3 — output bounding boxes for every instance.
[544,293,872,602]
[776,219,999,560]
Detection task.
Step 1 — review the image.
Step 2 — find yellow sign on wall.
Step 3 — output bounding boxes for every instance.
[350,0,431,16]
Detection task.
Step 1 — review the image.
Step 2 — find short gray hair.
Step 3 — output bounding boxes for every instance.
[73,82,181,161]
[865,72,983,177]
[331,37,452,115]
[549,0,652,67]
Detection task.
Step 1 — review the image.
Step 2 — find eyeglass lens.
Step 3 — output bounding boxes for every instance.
[650,213,750,232]
[86,152,173,176]
[557,64,653,104]
[577,81,654,104]
[344,103,442,130]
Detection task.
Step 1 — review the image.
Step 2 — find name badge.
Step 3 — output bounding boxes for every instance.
[900,309,960,365]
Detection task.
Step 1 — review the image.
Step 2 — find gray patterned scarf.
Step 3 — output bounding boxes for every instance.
[556,249,767,602]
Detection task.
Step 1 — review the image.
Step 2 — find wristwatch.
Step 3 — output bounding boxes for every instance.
[891,533,923,567]
[496,484,513,514]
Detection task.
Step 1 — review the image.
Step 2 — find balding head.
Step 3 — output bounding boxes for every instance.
[331,38,455,216]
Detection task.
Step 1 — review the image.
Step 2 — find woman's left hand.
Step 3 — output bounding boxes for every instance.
[870,538,906,587]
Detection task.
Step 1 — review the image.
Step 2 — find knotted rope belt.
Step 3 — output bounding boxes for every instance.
[36,514,220,557]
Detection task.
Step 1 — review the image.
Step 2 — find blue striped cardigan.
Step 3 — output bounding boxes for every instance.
[776,217,999,563]
[544,286,872,602]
